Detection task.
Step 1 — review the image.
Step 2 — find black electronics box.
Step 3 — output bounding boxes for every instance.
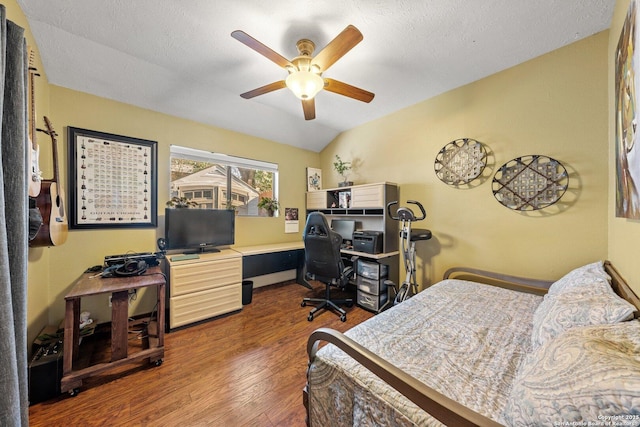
[104,252,159,267]
[29,339,63,404]
[353,230,383,254]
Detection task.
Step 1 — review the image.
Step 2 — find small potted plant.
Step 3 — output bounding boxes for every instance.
[258,197,279,216]
[166,196,198,208]
[333,155,353,187]
[225,200,237,213]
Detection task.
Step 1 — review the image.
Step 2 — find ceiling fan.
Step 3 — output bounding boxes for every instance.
[231,25,375,120]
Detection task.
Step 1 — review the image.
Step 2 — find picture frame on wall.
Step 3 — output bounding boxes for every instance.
[67,127,158,229]
[307,167,322,191]
[615,0,640,219]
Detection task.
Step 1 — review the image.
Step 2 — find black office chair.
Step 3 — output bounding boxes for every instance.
[301,212,354,322]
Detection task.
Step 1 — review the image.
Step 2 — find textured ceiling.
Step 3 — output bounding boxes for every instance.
[17,0,614,152]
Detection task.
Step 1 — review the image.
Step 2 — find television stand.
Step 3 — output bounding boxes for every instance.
[164,249,242,330]
[184,247,221,254]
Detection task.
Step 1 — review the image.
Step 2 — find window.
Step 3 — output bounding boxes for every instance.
[170,145,279,217]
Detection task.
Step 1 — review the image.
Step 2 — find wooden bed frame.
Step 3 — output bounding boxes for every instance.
[304,261,640,427]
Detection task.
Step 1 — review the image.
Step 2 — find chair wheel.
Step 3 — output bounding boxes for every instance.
[308,313,314,322]
[153,359,163,367]
[301,301,306,307]
[340,314,347,322]
[69,388,80,397]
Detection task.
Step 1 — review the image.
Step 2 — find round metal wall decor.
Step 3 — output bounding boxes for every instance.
[434,138,487,185]
[492,154,569,211]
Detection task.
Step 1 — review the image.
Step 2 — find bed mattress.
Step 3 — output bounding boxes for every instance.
[308,279,543,426]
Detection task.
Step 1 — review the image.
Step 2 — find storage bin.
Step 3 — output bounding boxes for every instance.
[356,260,388,279]
[357,290,388,312]
[356,276,388,295]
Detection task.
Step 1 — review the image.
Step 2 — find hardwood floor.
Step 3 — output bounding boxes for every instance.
[29,280,374,426]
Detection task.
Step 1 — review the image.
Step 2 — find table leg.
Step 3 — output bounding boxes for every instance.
[157,282,165,347]
[111,290,129,361]
[63,298,80,375]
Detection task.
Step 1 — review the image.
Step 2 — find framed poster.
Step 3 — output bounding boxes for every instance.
[615,0,640,218]
[307,167,322,191]
[67,127,157,229]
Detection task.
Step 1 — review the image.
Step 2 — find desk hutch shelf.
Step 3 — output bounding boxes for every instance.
[306,182,400,313]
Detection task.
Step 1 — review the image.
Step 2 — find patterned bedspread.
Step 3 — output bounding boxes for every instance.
[308,279,543,426]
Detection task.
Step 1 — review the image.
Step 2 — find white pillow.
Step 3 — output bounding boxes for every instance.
[547,261,610,296]
[504,322,640,427]
[531,288,636,350]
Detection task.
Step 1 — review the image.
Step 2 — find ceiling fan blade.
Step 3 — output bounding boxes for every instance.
[240,81,286,99]
[231,30,294,69]
[312,25,363,72]
[324,78,374,103]
[302,99,316,120]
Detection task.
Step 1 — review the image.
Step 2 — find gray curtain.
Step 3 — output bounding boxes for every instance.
[0,4,29,426]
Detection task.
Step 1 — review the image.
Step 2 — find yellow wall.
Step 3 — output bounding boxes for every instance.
[7,0,316,343]
[608,0,640,296]
[15,0,636,345]
[321,32,610,286]
[39,87,318,327]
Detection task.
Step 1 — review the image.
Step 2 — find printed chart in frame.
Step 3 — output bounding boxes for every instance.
[68,127,157,229]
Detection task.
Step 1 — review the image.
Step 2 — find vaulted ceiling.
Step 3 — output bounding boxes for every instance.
[18,0,615,152]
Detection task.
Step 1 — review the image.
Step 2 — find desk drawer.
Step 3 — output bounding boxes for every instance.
[170,257,241,297]
[356,276,388,295]
[170,283,242,328]
[356,260,388,279]
[357,290,388,312]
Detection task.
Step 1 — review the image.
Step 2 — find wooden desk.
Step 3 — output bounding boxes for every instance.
[234,242,308,288]
[61,267,165,395]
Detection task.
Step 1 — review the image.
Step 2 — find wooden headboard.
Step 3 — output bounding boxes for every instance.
[604,260,640,318]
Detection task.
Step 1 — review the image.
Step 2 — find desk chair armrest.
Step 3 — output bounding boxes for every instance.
[340,265,354,288]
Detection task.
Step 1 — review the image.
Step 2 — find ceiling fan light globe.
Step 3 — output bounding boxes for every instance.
[286,71,324,100]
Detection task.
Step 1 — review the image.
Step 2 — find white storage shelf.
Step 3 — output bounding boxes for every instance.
[306,182,395,214]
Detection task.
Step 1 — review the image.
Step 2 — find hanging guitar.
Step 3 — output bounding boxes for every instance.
[30,116,68,247]
[27,47,43,241]
[27,48,42,197]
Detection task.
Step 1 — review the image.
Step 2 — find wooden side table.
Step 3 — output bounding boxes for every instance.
[61,267,165,395]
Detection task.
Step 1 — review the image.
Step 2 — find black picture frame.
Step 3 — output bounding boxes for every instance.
[67,127,158,229]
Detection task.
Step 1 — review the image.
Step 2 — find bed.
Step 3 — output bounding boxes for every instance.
[304,260,640,426]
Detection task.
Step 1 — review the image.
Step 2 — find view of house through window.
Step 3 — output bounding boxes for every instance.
[170,145,278,216]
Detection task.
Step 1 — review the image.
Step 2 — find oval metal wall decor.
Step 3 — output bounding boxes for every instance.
[434,138,487,185]
[492,154,569,211]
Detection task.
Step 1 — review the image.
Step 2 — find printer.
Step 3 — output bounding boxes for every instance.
[352,230,383,254]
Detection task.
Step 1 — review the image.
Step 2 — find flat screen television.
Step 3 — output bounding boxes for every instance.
[165,208,235,253]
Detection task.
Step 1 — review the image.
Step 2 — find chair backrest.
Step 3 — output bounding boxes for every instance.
[303,212,343,282]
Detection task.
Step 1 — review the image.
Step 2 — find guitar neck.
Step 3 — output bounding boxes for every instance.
[43,116,60,183]
[28,49,39,149]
